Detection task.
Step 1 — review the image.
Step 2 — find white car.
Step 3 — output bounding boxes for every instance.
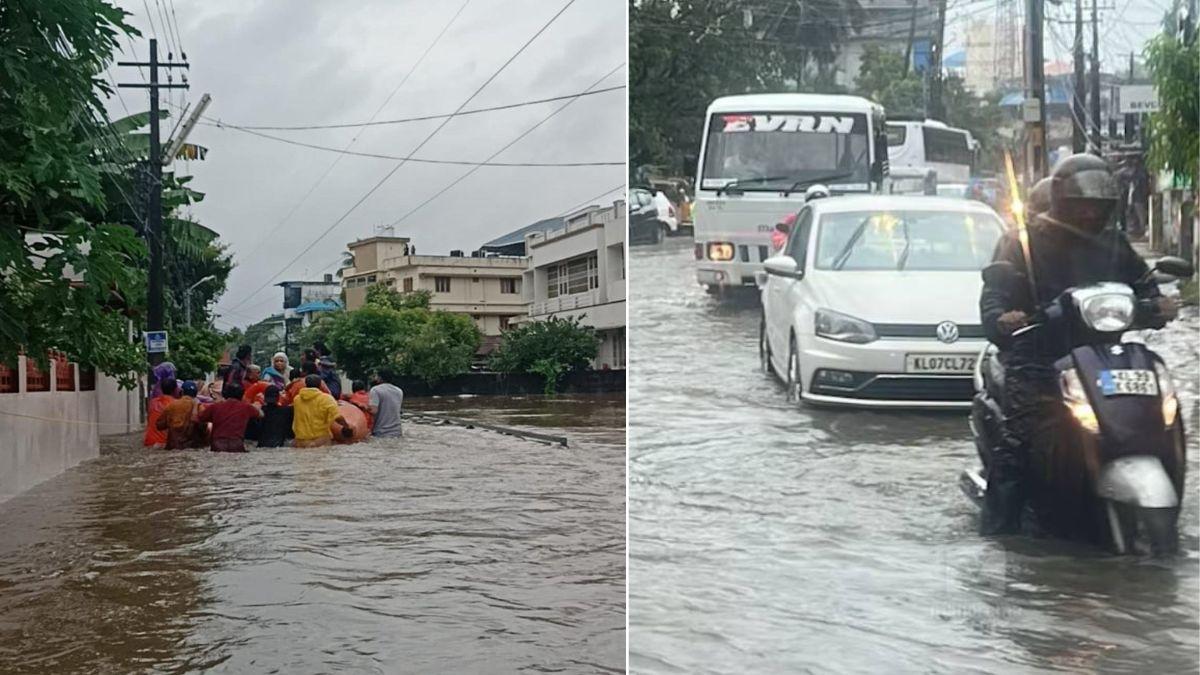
[652,190,679,233]
[757,195,1007,409]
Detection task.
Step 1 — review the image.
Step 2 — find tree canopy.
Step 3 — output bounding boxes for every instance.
[490,316,599,394]
[1143,28,1198,187]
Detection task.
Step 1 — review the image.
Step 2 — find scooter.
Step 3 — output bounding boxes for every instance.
[961,256,1194,555]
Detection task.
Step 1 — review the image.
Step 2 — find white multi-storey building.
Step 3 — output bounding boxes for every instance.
[522,201,626,370]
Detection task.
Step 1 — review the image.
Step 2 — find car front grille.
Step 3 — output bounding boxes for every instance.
[872,323,986,340]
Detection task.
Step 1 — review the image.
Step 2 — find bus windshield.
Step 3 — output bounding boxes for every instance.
[700,112,870,192]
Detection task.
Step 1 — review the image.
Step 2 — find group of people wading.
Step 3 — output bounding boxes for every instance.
[143,342,404,452]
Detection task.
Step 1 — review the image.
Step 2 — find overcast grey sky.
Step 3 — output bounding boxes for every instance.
[105,0,626,329]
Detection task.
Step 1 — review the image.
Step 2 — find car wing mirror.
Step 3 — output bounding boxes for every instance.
[763,255,800,279]
[1154,256,1194,280]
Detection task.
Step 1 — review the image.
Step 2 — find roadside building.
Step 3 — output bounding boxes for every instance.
[831,0,938,88]
[477,217,565,257]
[521,201,626,370]
[341,236,527,338]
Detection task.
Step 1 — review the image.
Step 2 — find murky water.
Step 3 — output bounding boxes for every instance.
[629,239,1199,673]
[0,397,624,674]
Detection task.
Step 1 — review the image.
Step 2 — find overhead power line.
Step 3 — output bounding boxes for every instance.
[202,121,623,166]
[225,0,582,314]
[206,85,625,131]
[231,0,474,269]
[386,62,626,229]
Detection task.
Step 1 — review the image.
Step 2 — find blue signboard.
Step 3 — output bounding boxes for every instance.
[144,331,169,354]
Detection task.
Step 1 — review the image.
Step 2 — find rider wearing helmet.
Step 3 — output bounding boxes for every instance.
[1025,176,1052,221]
[976,154,1177,535]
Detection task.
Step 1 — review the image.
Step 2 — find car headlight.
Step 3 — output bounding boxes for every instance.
[707,242,735,261]
[1060,367,1099,433]
[1154,360,1178,428]
[1079,293,1135,332]
[815,309,877,344]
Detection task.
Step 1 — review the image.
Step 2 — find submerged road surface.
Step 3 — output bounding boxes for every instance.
[629,238,1199,674]
[0,397,624,673]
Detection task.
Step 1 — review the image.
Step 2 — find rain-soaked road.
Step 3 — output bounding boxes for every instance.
[0,396,624,674]
[629,238,1199,674]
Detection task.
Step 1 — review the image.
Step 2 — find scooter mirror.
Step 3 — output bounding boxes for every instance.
[1154,256,1194,279]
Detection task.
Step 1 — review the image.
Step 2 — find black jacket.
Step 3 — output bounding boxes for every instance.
[980,215,1161,362]
[258,405,295,448]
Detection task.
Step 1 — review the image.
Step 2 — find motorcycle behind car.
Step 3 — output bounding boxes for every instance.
[961,256,1195,555]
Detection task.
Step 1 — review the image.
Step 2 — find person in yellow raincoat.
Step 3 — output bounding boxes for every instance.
[291,375,351,448]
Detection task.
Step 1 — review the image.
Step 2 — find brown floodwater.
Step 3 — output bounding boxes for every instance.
[0,396,624,673]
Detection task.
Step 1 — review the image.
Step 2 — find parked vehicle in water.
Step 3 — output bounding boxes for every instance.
[629,187,664,245]
[693,94,890,293]
[757,195,1006,408]
[962,256,1195,555]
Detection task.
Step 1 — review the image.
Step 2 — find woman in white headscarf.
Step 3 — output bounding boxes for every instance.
[262,352,290,388]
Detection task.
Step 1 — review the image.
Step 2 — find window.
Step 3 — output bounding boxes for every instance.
[386,278,395,286]
[283,285,302,309]
[435,276,451,293]
[545,253,598,298]
[367,274,377,283]
[500,278,519,294]
[815,209,1004,271]
[403,277,413,292]
[701,112,870,190]
[499,316,511,331]
[923,127,973,166]
[886,123,907,147]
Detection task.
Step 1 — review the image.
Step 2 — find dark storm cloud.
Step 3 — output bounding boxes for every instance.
[107,0,625,326]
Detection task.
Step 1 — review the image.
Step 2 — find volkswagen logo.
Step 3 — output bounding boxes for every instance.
[936,321,960,344]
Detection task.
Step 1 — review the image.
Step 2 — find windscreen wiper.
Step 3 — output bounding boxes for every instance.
[715,174,792,196]
[782,171,855,197]
[831,214,874,270]
[896,218,912,270]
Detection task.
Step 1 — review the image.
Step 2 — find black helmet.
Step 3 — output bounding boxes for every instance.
[1026,177,1053,219]
[1049,153,1118,232]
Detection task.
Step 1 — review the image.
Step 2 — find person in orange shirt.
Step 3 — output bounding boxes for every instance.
[242,365,270,405]
[144,378,177,448]
[284,365,329,405]
[346,380,373,430]
[156,381,201,449]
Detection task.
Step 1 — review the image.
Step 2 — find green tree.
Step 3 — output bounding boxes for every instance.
[400,311,480,385]
[0,0,147,385]
[241,315,287,368]
[1143,30,1198,188]
[490,317,599,394]
[322,306,406,381]
[169,326,225,380]
[364,284,432,311]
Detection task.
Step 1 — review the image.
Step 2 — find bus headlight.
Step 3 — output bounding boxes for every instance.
[1060,367,1099,433]
[815,309,877,344]
[1155,360,1178,428]
[707,242,735,261]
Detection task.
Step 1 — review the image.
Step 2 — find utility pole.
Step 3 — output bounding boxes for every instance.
[1124,52,1136,141]
[1089,0,1102,154]
[929,0,948,120]
[1072,0,1087,152]
[1025,0,1048,181]
[117,39,189,367]
[904,0,919,78]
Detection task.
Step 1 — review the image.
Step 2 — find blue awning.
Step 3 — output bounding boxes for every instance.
[293,299,342,314]
[1000,83,1074,107]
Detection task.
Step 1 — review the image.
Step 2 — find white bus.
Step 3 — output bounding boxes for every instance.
[885,119,976,184]
[693,94,889,291]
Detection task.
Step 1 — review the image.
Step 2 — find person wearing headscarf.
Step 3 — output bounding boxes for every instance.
[150,361,176,399]
[262,352,290,388]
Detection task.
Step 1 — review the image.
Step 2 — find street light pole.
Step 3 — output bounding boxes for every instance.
[185,274,217,327]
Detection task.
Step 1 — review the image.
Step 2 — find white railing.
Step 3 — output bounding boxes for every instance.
[530,288,602,316]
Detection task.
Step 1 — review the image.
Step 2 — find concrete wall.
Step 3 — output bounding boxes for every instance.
[0,356,101,503]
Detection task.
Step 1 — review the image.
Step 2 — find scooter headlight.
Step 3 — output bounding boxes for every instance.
[1061,367,1099,433]
[1079,293,1135,332]
[1154,360,1178,428]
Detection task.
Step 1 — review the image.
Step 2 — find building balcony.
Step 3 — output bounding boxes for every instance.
[530,288,603,316]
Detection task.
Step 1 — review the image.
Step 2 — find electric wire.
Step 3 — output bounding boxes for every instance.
[224,0,581,314]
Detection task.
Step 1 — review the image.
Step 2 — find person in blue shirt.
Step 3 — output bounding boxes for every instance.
[317,356,342,400]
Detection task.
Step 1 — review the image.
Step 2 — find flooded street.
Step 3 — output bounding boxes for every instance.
[0,397,624,674]
[629,239,1199,673]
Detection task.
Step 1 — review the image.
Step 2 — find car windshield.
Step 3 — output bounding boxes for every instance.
[815,209,1003,271]
[700,112,870,191]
